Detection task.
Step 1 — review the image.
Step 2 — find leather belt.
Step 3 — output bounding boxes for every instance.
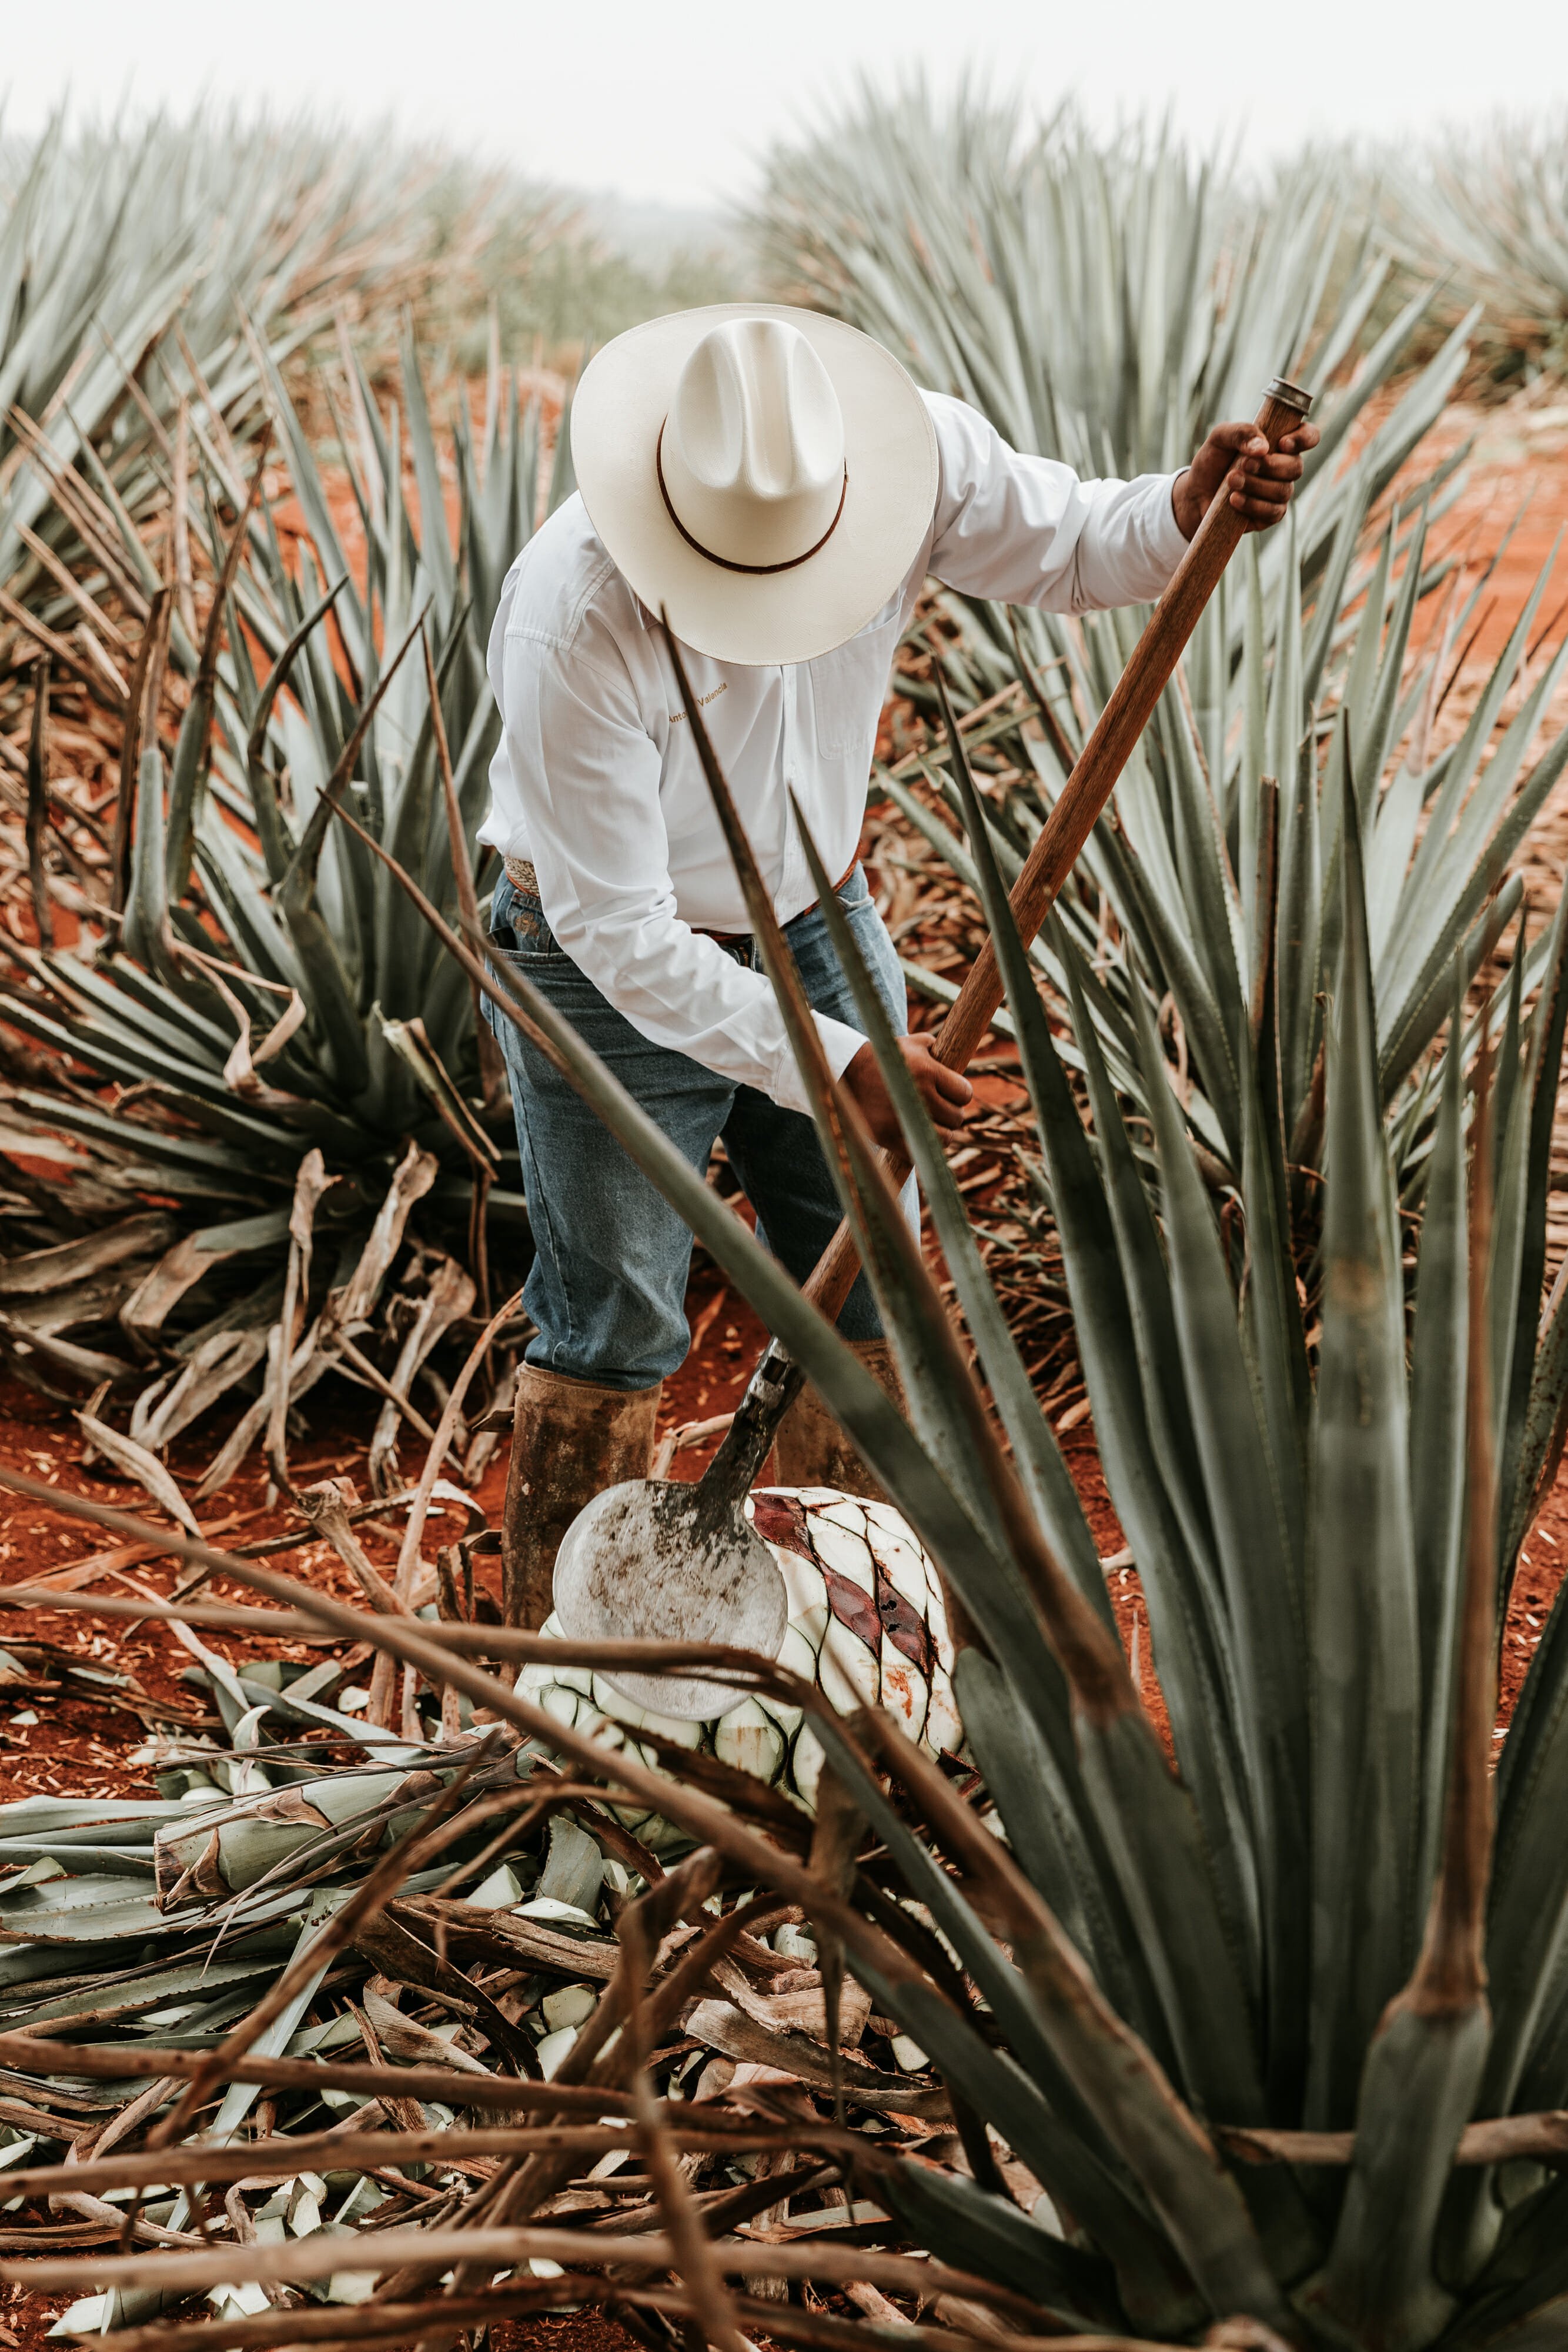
[502,856,860,946]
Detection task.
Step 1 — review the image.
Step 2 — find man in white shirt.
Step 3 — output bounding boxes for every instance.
[482,303,1315,1625]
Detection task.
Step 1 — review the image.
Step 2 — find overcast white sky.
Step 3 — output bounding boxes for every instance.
[4,0,1557,209]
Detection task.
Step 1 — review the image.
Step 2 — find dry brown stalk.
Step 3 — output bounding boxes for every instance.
[621,1900,753,2352]
[1,2121,864,2207]
[0,2221,1055,2321]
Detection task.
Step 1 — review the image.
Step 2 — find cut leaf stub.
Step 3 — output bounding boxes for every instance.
[752,1489,938,1673]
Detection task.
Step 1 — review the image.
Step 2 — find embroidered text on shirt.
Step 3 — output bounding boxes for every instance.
[668,680,728,724]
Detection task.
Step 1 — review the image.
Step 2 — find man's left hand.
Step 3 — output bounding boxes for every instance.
[1172,417,1321,540]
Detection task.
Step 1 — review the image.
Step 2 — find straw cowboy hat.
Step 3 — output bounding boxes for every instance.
[570,302,938,666]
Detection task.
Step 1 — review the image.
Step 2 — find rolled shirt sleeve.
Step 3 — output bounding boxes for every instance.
[497,621,867,1117]
[924,392,1188,612]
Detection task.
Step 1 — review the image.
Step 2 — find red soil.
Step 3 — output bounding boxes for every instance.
[1413,396,1568,667]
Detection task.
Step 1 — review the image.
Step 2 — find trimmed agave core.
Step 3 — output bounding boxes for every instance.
[519,1488,965,1840]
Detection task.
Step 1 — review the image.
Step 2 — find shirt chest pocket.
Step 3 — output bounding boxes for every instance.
[807,620,897,759]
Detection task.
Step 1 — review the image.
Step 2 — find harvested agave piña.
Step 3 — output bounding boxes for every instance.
[520,1485,964,1818]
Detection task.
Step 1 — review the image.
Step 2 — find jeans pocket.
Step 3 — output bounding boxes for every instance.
[486,880,572,1044]
[490,876,567,961]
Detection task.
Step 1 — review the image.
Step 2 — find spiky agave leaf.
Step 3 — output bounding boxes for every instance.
[580,623,1568,2334]
[1382,113,1568,377]
[0,332,573,1448]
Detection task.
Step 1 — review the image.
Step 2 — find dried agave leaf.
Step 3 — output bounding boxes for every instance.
[367,1253,474,1496]
[0,1213,177,1299]
[132,1328,270,1454]
[75,1412,201,1538]
[120,1210,291,1348]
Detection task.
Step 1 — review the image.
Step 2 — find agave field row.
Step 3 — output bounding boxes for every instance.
[755,89,1568,396]
[2,88,1554,1474]
[0,302,579,1489]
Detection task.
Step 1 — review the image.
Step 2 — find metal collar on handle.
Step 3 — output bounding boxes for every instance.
[1264,376,1315,415]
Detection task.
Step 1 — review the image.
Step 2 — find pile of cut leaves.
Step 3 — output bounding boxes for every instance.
[0,1452,1014,2352]
[0,1141,521,1502]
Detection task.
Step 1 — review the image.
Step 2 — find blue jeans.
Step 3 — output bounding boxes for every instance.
[487,866,906,1392]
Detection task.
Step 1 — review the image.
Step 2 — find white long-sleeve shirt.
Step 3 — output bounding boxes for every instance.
[480,389,1187,1115]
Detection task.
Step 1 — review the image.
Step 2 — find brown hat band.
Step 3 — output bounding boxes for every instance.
[655,419,848,577]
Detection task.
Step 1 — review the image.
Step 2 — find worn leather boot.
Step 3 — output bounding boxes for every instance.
[502,1364,662,1628]
[771,1337,905,1498]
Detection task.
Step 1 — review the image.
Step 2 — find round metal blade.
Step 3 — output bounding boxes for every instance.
[551,1476,788,1720]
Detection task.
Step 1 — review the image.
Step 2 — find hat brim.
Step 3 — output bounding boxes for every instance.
[570,303,937,667]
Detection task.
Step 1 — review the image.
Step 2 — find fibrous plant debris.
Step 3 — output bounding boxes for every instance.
[0,1465,1011,2352]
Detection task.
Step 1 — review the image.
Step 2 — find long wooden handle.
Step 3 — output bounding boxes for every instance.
[803,376,1313,1325]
